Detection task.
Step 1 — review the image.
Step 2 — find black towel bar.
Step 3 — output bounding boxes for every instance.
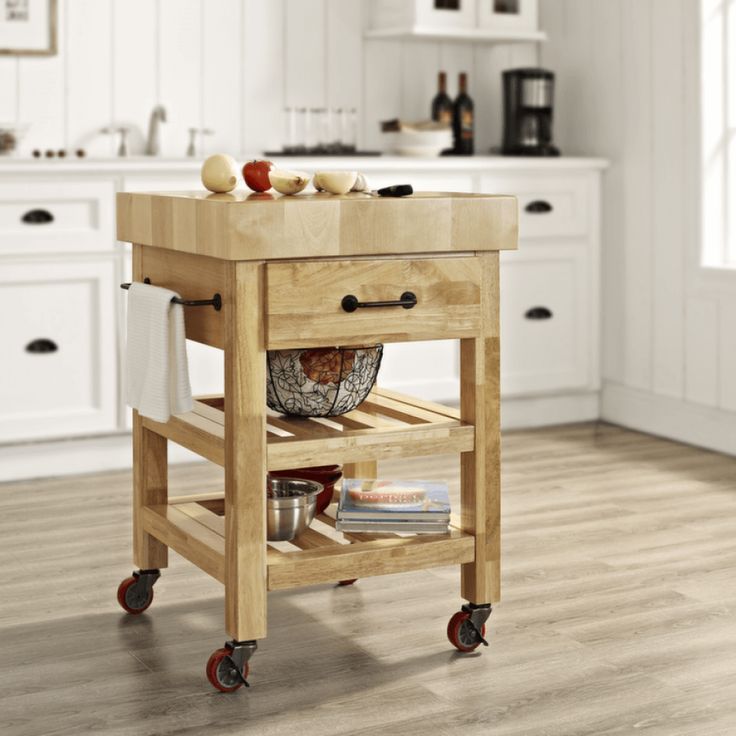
[120,279,222,311]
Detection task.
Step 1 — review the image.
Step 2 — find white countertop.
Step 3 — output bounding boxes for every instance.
[0,154,609,175]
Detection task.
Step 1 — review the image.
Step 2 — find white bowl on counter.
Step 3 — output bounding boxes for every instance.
[384,126,453,157]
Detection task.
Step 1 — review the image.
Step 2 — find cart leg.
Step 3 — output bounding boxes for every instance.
[338,461,377,586]
[224,261,268,643]
[459,252,500,606]
[132,412,168,570]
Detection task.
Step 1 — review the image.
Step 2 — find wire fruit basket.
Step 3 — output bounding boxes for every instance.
[266,345,383,417]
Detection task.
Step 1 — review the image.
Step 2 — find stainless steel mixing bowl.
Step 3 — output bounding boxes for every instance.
[267,477,323,541]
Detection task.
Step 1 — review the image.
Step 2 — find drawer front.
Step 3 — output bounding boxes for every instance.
[480,173,589,239]
[0,180,115,254]
[500,246,590,395]
[266,257,485,349]
[0,258,118,442]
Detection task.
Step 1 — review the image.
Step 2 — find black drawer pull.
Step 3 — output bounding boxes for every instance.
[341,291,417,313]
[525,200,553,214]
[22,208,54,225]
[25,337,58,354]
[525,306,553,320]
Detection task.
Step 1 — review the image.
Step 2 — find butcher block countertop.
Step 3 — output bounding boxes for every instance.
[116,190,518,261]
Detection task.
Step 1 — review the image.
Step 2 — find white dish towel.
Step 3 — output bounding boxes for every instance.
[126,282,192,423]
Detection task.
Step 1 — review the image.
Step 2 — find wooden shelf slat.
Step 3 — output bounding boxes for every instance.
[143,505,225,583]
[267,527,474,590]
[147,389,472,470]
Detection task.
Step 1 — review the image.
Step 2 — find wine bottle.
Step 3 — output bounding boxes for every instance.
[431,71,453,126]
[452,72,474,155]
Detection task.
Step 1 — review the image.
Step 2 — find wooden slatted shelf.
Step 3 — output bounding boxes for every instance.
[154,491,475,591]
[141,387,473,471]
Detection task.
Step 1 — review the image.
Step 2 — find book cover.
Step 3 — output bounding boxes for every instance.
[338,479,451,521]
[336,519,450,534]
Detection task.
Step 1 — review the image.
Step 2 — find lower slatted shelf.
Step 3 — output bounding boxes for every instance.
[149,493,475,591]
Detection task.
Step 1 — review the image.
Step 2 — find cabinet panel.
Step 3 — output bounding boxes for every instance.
[0,180,115,254]
[0,258,118,442]
[480,173,589,239]
[500,244,590,395]
[477,0,538,32]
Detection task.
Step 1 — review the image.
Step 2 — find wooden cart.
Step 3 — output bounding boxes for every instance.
[115,189,517,692]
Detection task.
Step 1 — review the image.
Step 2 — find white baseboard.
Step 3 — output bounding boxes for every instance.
[601,382,736,456]
[0,433,200,483]
[501,392,600,430]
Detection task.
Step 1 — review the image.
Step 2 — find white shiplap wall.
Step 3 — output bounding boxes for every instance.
[0,0,536,158]
[541,0,736,454]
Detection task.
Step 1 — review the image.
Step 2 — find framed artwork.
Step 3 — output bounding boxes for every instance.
[0,0,57,56]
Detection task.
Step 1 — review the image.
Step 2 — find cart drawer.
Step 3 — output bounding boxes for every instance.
[265,257,486,348]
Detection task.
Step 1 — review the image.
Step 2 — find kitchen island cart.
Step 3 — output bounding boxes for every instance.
[116,189,517,692]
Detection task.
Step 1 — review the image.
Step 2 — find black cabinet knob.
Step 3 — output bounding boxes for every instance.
[25,338,58,353]
[525,306,553,320]
[525,200,553,214]
[22,208,54,225]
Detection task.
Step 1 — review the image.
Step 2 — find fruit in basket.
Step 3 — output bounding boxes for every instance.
[242,159,273,192]
[269,168,310,195]
[266,345,383,417]
[201,154,239,193]
[299,348,356,385]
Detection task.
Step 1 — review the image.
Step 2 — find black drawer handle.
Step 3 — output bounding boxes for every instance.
[341,291,417,313]
[25,337,58,353]
[22,208,54,225]
[525,200,553,214]
[525,306,553,320]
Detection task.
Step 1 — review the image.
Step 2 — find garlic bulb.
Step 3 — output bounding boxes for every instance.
[314,170,357,195]
[201,154,238,193]
[351,173,369,192]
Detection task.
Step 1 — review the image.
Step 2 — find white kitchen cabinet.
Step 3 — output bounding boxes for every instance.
[371,0,476,32]
[480,172,589,239]
[500,244,591,395]
[0,179,115,255]
[0,258,118,443]
[477,0,538,34]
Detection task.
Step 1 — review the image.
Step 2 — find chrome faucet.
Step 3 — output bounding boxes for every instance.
[145,105,167,156]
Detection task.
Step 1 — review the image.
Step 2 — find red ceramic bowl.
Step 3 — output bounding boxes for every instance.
[269,465,343,515]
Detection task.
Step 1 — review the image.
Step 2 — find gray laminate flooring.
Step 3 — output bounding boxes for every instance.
[1,422,735,736]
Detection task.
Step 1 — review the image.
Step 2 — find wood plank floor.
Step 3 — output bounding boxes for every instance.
[1,422,735,736]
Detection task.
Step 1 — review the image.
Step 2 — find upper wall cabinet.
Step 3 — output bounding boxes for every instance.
[367,0,543,42]
[477,0,538,33]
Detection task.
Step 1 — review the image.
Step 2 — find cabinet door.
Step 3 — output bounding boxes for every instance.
[0,258,118,442]
[0,179,115,255]
[480,172,589,239]
[500,244,591,395]
[477,0,538,32]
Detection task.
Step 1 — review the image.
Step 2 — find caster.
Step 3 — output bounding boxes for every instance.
[206,640,257,693]
[337,578,357,586]
[116,569,160,615]
[447,603,492,653]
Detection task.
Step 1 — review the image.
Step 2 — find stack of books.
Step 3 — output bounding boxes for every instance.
[336,479,451,534]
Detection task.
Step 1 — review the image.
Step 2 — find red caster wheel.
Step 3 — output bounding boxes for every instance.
[206,648,250,693]
[116,570,159,615]
[447,611,488,653]
[337,578,357,586]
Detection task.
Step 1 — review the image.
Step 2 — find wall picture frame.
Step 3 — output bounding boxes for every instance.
[0,0,57,56]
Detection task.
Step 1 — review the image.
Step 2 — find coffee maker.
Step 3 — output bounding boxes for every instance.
[501,68,560,156]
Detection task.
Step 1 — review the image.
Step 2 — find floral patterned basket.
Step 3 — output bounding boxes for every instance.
[266,345,383,417]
